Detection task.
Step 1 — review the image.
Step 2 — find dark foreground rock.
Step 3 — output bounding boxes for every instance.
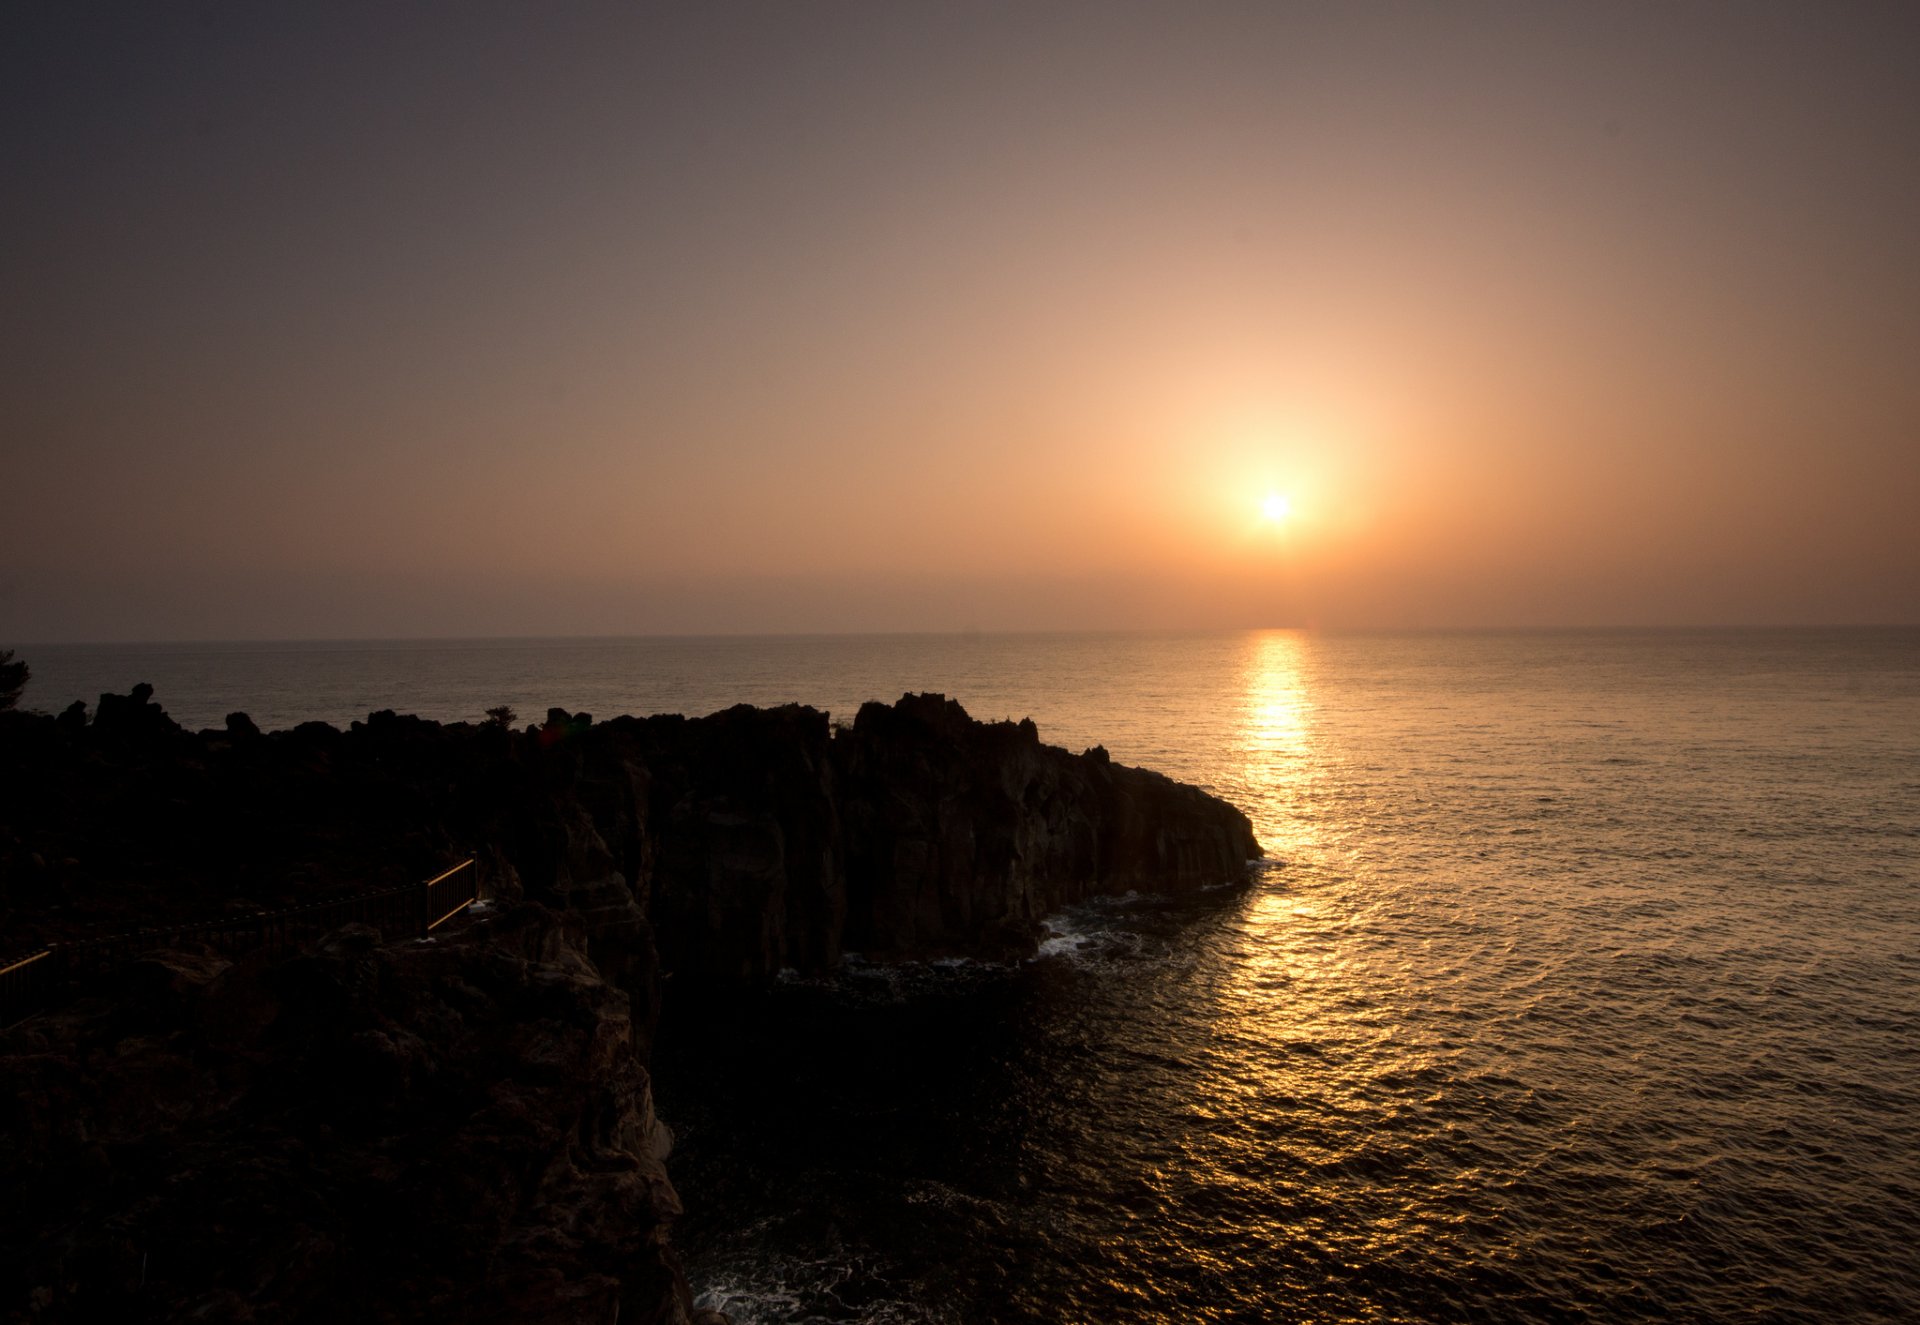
[0,690,1258,1322]
[2,906,691,1323]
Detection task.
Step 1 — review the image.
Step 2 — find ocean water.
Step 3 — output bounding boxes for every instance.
[23,629,1920,1321]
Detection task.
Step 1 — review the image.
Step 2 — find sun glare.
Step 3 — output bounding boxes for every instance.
[1262,493,1292,522]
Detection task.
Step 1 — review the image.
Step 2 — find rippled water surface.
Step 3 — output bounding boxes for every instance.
[28,629,1920,1320]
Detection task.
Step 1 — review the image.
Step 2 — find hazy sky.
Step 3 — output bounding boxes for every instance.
[4,1,1916,640]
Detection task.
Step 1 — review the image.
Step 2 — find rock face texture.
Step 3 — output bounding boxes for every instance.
[2,908,690,1324]
[0,690,1258,1323]
[838,694,1259,963]
[629,693,1258,983]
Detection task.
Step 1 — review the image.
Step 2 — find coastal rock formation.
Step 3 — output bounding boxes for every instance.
[839,693,1259,962]
[624,694,1258,982]
[0,905,694,1324]
[0,689,1257,1323]
[2,691,1256,981]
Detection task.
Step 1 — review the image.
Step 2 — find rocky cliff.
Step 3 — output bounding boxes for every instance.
[2,907,691,1323]
[0,688,1258,1322]
[634,693,1258,984]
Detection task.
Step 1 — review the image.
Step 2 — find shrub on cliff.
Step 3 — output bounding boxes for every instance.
[0,650,26,711]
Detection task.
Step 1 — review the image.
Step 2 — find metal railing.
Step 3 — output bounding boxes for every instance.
[0,949,54,1029]
[1,858,478,1030]
[424,859,478,932]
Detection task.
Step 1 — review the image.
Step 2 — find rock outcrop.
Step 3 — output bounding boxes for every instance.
[0,906,694,1324]
[838,693,1258,962]
[626,693,1258,983]
[0,690,1258,1323]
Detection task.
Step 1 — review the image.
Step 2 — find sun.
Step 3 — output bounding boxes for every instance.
[1261,492,1292,522]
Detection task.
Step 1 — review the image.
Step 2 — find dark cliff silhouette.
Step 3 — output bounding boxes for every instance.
[0,687,1258,1323]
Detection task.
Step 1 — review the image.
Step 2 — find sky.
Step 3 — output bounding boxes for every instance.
[3,1,1916,640]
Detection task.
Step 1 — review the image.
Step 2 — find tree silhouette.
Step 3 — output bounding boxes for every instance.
[0,650,27,710]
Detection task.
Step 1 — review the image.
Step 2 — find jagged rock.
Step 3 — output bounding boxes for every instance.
[90,681,182,745]
[2,687,1253,980]
[627,695,1255,980]
[835,693,1255,960]
[629,704,846,986]
[0,685,1258,1324]
[0,906,699,1325]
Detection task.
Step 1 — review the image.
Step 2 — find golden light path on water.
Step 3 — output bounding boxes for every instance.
[1238,628,1317,856]
[1176,629,1507,1313]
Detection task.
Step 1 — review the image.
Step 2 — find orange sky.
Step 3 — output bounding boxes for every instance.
[3,3,1916,639]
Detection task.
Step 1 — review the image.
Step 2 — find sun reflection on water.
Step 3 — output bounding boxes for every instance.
[1237,629,1317,857]
[1201,628,1426,1272]
[1230,628,1345,1026]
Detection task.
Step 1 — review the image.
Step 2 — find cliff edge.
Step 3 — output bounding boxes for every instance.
[0,689,1258,1322]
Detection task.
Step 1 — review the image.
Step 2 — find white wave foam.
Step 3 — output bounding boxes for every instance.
[693,1249,942,1325]
[1035,914,1100,960]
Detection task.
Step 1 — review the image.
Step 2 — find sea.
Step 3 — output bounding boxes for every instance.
[20,629,1920,1322]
